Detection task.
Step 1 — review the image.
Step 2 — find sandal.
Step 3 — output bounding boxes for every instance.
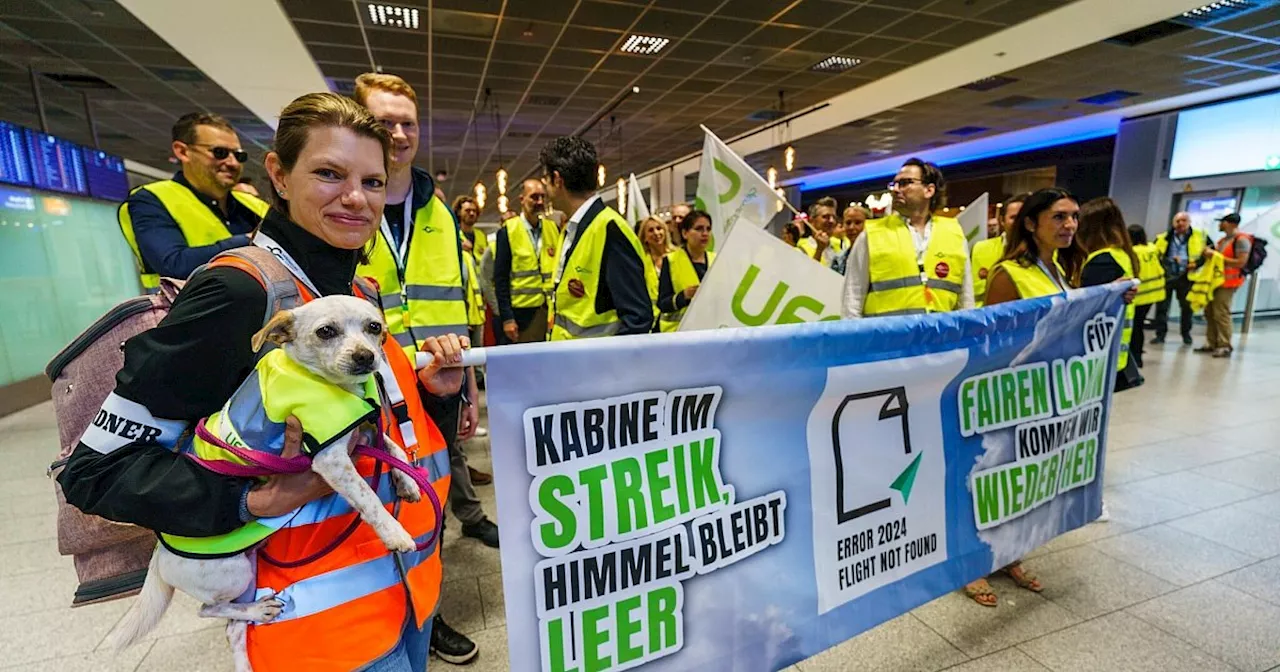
[964,579,998,607]
[1002,563,1044,593]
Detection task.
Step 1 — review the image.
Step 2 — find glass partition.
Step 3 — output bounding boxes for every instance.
[0,185,139,386]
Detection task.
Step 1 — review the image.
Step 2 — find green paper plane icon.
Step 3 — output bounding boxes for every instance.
[891,452,923,504]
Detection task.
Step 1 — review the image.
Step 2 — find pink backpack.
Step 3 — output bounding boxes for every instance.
[45,247,298,606]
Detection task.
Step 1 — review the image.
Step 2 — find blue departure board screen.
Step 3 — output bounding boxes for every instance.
[24,128,87,195]
[82,148,129,201]
[0,121,33,187]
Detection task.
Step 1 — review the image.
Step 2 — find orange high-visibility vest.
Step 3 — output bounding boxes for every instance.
[207,254,450,672]
[1218,233,1250,289]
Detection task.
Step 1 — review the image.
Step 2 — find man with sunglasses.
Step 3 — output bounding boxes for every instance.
[119,112,268,292]
[841,158,974,318]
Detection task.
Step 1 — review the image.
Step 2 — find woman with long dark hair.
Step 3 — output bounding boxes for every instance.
[1078,197,1143,390]
[984,187,1085,305]
[964,188,1083,607]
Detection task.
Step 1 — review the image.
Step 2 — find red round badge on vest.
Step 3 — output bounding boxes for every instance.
[935,262,951,279]
[978,267,988,280]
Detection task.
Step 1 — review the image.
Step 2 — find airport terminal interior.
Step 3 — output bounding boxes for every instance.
[3,0,1280,670]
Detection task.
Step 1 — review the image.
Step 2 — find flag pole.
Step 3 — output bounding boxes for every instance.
[699,125,802,216]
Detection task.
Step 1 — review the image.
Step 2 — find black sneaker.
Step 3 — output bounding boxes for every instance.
[1182,335,1193,345]
[431,614,478,664]
[1150,335,1165,344]
[461,518,500,548]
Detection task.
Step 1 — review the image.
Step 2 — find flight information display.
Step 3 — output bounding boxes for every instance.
[24,128,87,195]
[83,147,130,201]
[0,120,33,187]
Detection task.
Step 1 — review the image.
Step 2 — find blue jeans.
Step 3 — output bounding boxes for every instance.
[362,618,432,672]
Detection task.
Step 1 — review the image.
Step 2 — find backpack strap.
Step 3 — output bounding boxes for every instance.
[201,246,304,326]
[352,276,381,310]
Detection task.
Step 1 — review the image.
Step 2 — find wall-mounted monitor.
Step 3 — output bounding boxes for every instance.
[82,148,130,202]
[1169,89,1280,180]
[0,121,33,187]
[23,128,87,195]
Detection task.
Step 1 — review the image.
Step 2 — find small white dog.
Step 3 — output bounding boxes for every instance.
[106,295,425,672]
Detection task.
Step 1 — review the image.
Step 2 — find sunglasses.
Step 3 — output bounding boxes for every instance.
[190,144,248,163]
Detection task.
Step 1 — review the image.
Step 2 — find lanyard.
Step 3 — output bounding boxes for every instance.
[253,232,322,297]
[379,184,415,272]
[1036,258,1068,293]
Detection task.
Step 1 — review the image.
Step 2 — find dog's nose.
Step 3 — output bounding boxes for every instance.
[351,349,375,373]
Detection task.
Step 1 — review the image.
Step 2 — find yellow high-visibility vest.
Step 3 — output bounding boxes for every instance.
[358,191,468,356]
[658,247,715,333]
[502,215,560,309]
[1187,252,1225,312]
[1084,247,1135,370]
[863,215,968,317]
[1132,242,1167,306]
[992,257,1068,300]
[1154,229,1207,265]
[551,205,656,340]
[118,180,268,290]
[971,235,1005,308]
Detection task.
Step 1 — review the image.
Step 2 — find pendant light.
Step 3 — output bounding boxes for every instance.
[616,176,627,213]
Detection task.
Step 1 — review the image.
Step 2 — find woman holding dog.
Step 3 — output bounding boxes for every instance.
[60,93,460,671]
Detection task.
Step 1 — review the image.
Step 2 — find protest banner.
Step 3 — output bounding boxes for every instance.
[694,126,789,249]
[484,282,1128,672]
[679,222,842,331]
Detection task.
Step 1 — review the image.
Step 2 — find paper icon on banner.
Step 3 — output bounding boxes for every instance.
[831,387,914,524]
[807,351,966,614]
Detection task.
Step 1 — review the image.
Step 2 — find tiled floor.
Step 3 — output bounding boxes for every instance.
[4,322,1280,671]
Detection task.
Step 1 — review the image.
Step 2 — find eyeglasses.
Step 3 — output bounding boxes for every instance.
[888,178,925,190]
[190,144,248,163]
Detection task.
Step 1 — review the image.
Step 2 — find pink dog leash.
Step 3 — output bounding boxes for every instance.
[189,419,443,553]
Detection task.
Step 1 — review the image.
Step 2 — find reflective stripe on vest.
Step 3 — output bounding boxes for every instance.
[550,206,656,341]
[863,215,968,317]
[1133,243,1167,306]
[659,247,714,333]
[118,180,268,289]
[1084,247,1135,371]
[358,193,470,357]
[504,215,559,309]
[970,236,1004,308]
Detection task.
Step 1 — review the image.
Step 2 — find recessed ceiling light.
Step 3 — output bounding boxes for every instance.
[1182,0,1252,20]
[366,3,420,29]
[621,34,670,55]
[811,55,861,73]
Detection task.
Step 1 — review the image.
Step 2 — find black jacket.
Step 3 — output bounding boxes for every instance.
[58,210,360,537]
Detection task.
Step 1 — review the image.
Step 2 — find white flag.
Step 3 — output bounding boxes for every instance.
[956,192,990,243]
[626,173,650,225]
[680,222,843,331]
[695,125,788,250]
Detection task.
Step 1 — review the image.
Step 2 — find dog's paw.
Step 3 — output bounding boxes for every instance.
[246,595,286,623]
[393,472,422,502]
[380,526,418,553]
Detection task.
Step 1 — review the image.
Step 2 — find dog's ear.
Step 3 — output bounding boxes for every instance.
[251,310,296,353]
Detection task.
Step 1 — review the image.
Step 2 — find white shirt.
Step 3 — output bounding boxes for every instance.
[555,195,600,284]
[841,214,975,318]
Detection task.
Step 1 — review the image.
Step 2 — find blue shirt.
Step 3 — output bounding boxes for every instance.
[1166,230,1190,277]
[126,171,260,280]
